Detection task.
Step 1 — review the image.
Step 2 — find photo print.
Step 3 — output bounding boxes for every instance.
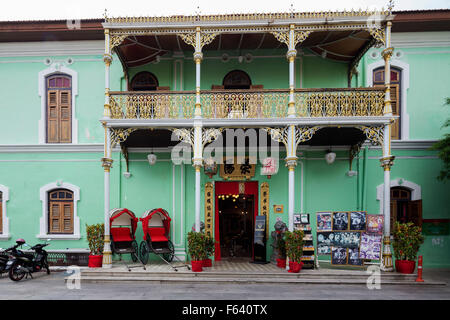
[367,215,384,234]
[359,233,382,260]
[332,212,349,231]
[349,211,367,231]
[331,232,361,248]
[331,247,348,265]
[317,212,332,231]
[300,214,310,224]
[293,214,301,224]
[317,232,333,255]
[348,247,363,266]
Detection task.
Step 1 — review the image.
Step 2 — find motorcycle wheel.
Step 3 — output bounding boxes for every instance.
[8,262,26,282]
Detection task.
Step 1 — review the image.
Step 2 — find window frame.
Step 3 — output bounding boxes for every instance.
[0,185,10,240]
[38,182,80,240]
[48,189,75,234]
[46,74,73,143]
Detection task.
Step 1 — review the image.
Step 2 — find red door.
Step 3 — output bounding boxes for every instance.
[214,181,258,261]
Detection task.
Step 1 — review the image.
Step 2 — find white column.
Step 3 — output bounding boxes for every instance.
[194,27,203,119]
[102,29,113,268]
[380,20,394,272]
[287,24,297,117]
[193,123,203,232]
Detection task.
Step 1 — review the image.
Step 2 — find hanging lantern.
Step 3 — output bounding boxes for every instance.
[325,150,336,165]
[204,158,217,178]
[261,157,278,178]
[147,153,157,166]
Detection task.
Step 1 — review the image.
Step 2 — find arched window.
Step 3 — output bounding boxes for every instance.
[46,74,72,143]
[373,67,401,140]
[48,189,74,234]
[390,186,422,229]
[223,70,252,89]
[130,72,159,91]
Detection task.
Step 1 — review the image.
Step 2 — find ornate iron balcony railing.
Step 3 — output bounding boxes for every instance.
[109,88,384,120]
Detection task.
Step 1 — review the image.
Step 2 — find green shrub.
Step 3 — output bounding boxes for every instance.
[392,222,425,261]
[284,230,304,263]
[86,223,104,255]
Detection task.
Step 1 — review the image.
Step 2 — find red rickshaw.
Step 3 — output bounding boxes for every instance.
[139,208,190,271]
[109,208,140,263]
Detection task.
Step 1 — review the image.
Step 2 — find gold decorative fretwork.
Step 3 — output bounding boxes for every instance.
[295,89,385,117]
[264,125,322,149]
[171,128,194,147]
[110,128,138,147]
[110,34,129,49]
[356,125,384,146]
[260,182,270,240]
[368,26,385,48]
[271,29,311,47]
[202,128,223,147]
[178,31,218,50]
[106,10,389,24]
[204,182,214,237]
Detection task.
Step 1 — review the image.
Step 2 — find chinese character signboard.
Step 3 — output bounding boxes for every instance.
[204,182,214,237]
[219,157,256,180]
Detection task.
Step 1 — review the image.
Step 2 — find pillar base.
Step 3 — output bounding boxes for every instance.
[381,235,394,272]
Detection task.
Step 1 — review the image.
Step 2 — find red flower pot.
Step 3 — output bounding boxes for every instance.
[88,255,103,268]
[288,261,303,273]
[203,258,212,267]
[276,258,286,268]
[396,260,416,274]
[191,260,203,272]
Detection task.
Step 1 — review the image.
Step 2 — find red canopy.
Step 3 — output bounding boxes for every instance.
[109,208,138,239]
[140,208,171,241]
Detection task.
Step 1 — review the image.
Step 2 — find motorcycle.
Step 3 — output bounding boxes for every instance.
[1,241,26,276]
[5,238,51,281]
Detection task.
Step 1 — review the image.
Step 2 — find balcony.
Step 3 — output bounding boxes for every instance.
[109,87,385,121]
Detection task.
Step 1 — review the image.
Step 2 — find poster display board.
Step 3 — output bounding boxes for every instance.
[316,211,383,267]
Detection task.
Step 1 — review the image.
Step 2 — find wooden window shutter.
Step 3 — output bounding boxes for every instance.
[48,190,74,234]
[408,200,423,228]
[390,200,397,232]
[47,90,59,143]
[390,84,400,140]
[59,90,72,143]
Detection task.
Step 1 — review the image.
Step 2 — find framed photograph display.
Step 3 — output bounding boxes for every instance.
[332,212,349,231]
[331,232,361,248]
[317,212,332,231]
[293,214,301,224]
[367,215,384,234]
[300,214,309,224]
[359,233,382,260]
[348,247,363,266]
[317,232,332,255]
[349,211,367,231]
[331,247,348,265]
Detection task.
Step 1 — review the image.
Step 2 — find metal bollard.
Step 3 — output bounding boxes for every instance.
[415,255,424,282]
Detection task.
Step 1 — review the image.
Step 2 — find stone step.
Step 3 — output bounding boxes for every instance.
[79,269,418,280]
[71,275,445,286]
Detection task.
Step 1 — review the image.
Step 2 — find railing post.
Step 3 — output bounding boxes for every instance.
[194,27,203,119]
[287,24,297,117]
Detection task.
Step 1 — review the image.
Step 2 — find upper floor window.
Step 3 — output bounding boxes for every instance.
[130,72,159,91]
[223,70,252,89]
[373,67,401,140]
[46,74,72,143]
[48,189,74,234]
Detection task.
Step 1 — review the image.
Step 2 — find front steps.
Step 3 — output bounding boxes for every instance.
[70,262,446,286]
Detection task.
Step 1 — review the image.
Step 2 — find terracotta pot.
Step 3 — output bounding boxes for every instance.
[396,260,416,274]
[191,260,203,272]
[88,255,103,268]
[288,261,303,273]
[203,258,212,267]
[276,258,286,268]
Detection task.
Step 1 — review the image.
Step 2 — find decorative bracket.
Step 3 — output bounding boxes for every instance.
[264,125,322,150]
[170,127,222,148]
[349,141,364,171]
[271,29,311,48]
[110,127,138,147]
[202,128,223,147]
[356,125,384,146]
[178,31,218,51]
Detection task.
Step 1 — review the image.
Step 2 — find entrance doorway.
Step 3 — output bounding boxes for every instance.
[214,181,258,261]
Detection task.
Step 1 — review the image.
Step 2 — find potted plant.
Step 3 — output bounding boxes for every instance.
[392,222,424,274]
[276,237,287,268]
[203,234,215,268]
[86,223,104,268]
[285,230,304,273]
[187,231,206,272]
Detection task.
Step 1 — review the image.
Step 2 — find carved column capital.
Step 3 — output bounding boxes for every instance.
[101,157,114,171]
[380,155,395,171]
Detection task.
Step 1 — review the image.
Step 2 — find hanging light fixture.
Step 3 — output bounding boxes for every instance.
[147,150,157,166]
[325,149,336,165]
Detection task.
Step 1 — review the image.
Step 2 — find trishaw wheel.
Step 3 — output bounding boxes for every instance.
[131,240,139,263]
[163,240,174,262]
[139,241,149,265]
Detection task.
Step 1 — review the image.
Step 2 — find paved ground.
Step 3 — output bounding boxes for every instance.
[0,268,449,300]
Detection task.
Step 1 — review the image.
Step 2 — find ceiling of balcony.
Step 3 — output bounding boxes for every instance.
[115,30,373,68]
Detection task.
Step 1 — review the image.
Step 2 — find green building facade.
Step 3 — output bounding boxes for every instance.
[0,9,449,269]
